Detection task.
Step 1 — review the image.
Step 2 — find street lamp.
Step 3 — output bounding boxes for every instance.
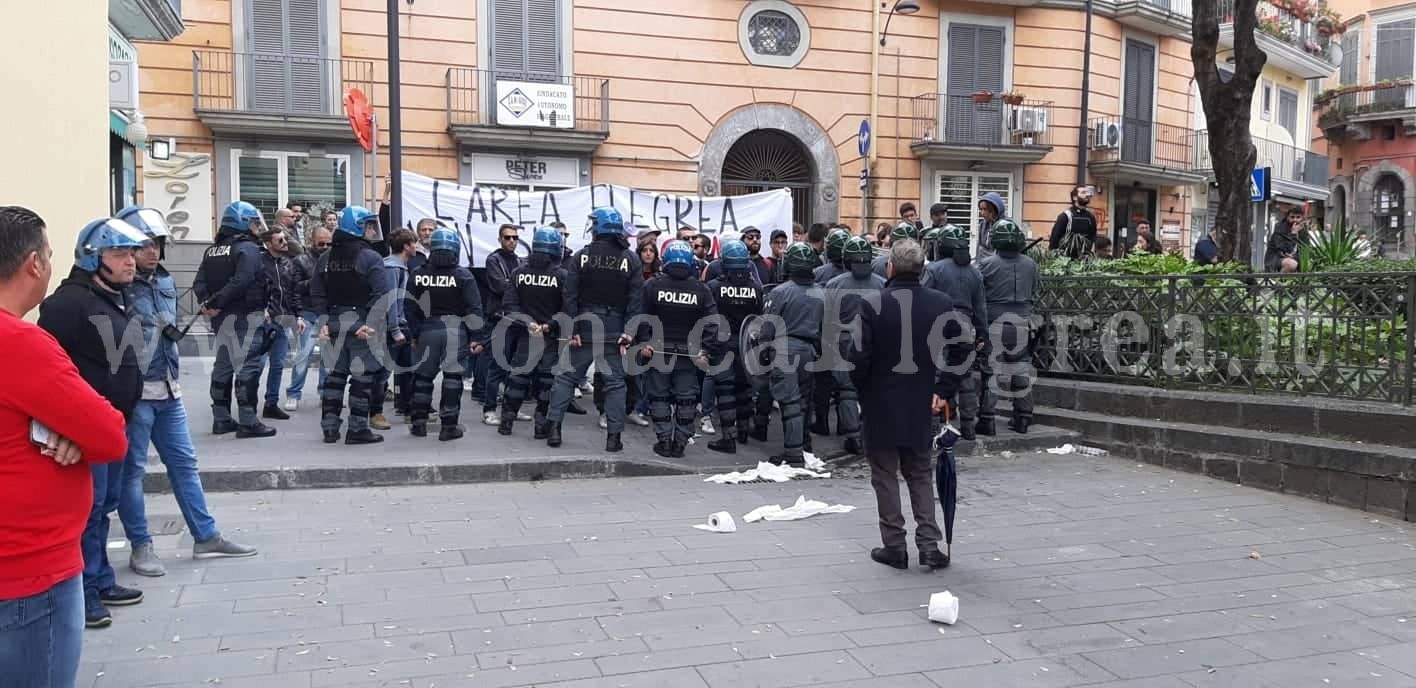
[880,0,920,46]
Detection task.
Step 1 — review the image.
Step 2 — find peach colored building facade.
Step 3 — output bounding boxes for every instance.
[133,0,1239,275]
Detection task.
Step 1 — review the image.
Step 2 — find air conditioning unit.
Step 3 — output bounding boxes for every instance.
[109,59,138,111]
[1009,106,1048,134]
[1092,120,1122,150]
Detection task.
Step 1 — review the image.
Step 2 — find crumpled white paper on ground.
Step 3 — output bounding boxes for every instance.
[803,451,825,471]
[1046,444,1109,456]
[704,462,830,484]
[692,511,737,533]
[743,495,857,523]
[1047,444,1078,455]
[928,591,960,624]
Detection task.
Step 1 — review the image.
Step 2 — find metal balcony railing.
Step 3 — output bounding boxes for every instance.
[910,93,1054,148]
[1317,82,1416,130]
[445,68,610,133]
[1218,0,1335,59]
[1194,130,1329,187]
[1089,116,1199,170]
[192,51,375,116]
[1142,0,1193,19]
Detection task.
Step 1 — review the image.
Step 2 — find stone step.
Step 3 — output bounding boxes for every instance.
[1033,378,1416,449]
[1030,405,1416,522]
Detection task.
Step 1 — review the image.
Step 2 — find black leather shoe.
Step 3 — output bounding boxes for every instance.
[671,443,686,459]
[974,417,997,436]
[961,424,976,441]
[843,438,863,455]
[498,417,514,436]
[212,419,237,435]
[606,433,623,453]
[261,404,290,420]
[235,422,277,439]
[870,547,909,570]
[750,421,769,442]
[546,423,563,447]
[323,430,340,444]
[707,438,736,454]
[810,420,831,437]
[653,441,675,458]
[345,429,384,445]
[769,454,806,468]
[1010,417,1031,434]
[566,400,587,415]
[411,422,427,437]
[802,435,813,454]
[918,547,950,570]
[533,422,549,440]
[439,425,465,442]
[737,424,752,444]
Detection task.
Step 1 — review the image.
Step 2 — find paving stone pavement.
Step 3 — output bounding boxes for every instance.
[82,451,1416,688]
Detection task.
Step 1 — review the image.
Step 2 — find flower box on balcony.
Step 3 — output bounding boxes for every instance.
[972,91,994,104]
[1001,92,1026,106]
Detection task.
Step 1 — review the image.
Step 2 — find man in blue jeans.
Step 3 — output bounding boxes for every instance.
[115,207,258,578]
[284,226,330,410]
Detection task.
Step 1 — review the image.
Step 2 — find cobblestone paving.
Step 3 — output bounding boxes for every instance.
[83,452,1416,688]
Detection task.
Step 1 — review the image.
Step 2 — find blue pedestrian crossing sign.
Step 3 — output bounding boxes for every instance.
[858,120,871,157]
[1250,167,1271,202]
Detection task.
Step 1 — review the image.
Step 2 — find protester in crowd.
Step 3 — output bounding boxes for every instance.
[768,229,790,286]
[274,207,302,247]
[257,227,301,421]
[1136,229,1164,255]
[410,217,435,273]
[691,233,713,278]
[977,192,1006,260]
[851,238,964,571]
[284,227,329,411]
[741,226,774,285]
[321,210,338,234]
[0,206,128,685]
[1265,207,1303,273]
[899,201,921,229]
[1048,185,1098,258]
[874,222,891,247]
[371,228,416,430]
[114,206,257,581]
[38,216,148,629]
[926,202,948,231]
[1093,235,1114,260]
[806,223,829,260]
[1194,233,1220,265]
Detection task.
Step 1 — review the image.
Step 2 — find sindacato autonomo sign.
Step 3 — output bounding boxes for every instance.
[495,80,575,129]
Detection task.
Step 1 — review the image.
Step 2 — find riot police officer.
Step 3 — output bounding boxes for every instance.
[192,201,278,438]
[823,236,885,456]
[310,206,392,445]
[925,225,990,439]
[499,227,568,438]
[705,240,763,455]
[813,228,850,285]
[544,208,644,453]
[407,228,485,441]
[755,242,825,466]
[809,228,851,435]
[977,219,1040,434]
[873,222,919,278]
[637,241,719,458]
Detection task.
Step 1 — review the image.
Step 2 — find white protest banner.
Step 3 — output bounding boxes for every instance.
[399,171,793,261]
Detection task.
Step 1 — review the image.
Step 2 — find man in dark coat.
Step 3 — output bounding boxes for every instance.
[851,238,967,572]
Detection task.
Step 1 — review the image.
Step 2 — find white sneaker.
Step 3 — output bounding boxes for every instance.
[579,380,594,395]
[574,387,583,399]
[483,411,499,426]
[598,414,608,430]
[627,412,650,427]
[282,398,298,412]
[700,418,716,435]
[517,411,533,421]
[463,380,476,391]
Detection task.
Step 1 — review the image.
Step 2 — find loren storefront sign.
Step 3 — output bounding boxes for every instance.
[143,152,214,242]
[495,80,575,129]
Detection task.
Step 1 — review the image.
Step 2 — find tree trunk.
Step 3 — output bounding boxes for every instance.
[1192,0,1266,264]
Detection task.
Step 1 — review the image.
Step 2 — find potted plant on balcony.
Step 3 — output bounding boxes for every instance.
[971,90,994,104]
[1001,91,1026,106]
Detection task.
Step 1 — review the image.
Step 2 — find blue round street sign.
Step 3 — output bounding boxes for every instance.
[858,119,871,157]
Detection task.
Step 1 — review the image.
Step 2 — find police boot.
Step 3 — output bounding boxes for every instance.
[802,433,814,455]
[323,430,340,444]
[737,422,752,444]
[844,438,864,456]
[653,441,675,459]
[960,422,976,441]
[533,420,549,440]
[440,425,465,442]
[235,422,277,439]
[707,437,736,454]
[769,454,806,468]
[411,421,428,438]
[671,442,686,459]
[345,428,384,445]
[212,420,238,436]
[1009,416,1031,434]
[749,417,769,442]
[546,423,563,447]
[974,417,997,436]
[498,413,514,436]
[810,418,831,437]
[605,433,623,453]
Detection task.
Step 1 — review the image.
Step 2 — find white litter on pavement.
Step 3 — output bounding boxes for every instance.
[704,462,830,484]
[1046,444,1077,455]
[743,495,856,523]
[928,590,960,624]
[692,511,738,533]
[1046,443,1109,456]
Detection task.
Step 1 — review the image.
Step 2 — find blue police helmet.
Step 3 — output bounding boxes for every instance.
[662,240,694,268]
[220,201,264,234]
[532,226,562,256]
[75,218,148,272]
[338,206,376,238]
[589,208,625,236]
[114,206,172,244]
[429,228,461,254]
[720,240,750,271]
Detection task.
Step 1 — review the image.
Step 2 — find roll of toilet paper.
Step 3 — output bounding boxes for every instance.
[928,591,959,625]
[692,511,737,533]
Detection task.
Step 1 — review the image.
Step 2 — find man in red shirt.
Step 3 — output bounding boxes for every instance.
[0,207,128,688]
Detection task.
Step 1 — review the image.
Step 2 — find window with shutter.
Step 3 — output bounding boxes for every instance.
[1375,20,1414,107]
[1122,39,1156,164]
[1278,88,1299,141]
[1338,24,1361,112]
[935,171,1012,252]
[944,23,1006,146]
[491,0,562,81]
[244,0,327,114]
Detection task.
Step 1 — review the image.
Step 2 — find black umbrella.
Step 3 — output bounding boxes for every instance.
[933,403,961,562]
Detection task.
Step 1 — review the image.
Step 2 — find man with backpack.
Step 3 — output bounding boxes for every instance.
[1047,185,1098,258]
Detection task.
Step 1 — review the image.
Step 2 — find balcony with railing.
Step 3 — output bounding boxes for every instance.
[1114,0,1193,38]
[1217,0,1341,79]
[110,0,184,42]
[192,50,375,141]
[1195,130,1330,196]
[1316,82,1416,137]
[1087,116,1207,186]
[908,93,1054,164]
[445,68,611,154]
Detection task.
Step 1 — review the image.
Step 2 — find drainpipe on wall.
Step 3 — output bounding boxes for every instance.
[868,0,881,230]
[1076,0,1094,188]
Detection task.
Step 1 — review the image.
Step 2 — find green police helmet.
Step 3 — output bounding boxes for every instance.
[784,241,819,277]
[940,223,970,252]
[891,221,919,242]
[921,227,945,261]
[989,218,1026,252]
[843,236,873,265]
[825,228,850,262]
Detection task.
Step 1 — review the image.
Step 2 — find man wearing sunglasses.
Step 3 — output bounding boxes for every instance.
[482,224,526,427]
